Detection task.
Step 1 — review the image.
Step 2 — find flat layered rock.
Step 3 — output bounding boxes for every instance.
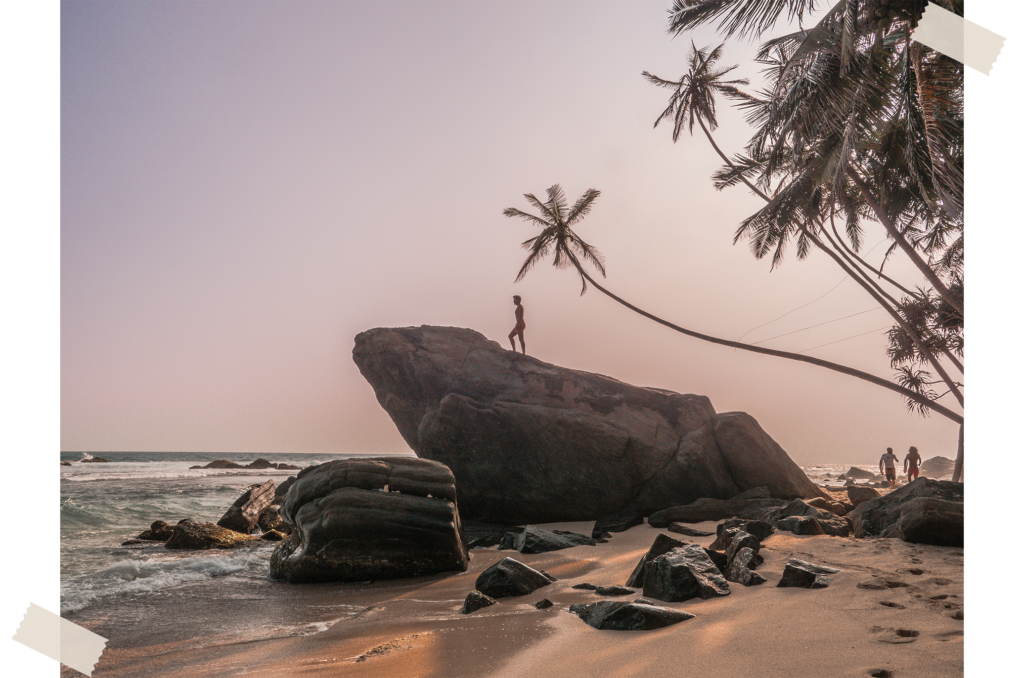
[569,601,695,631]
[218,480,276,534]
[648,497,785,527]
[353,325,826,523]
[500,525,596,554]
[269,457,468,583]
[592,509,644,539]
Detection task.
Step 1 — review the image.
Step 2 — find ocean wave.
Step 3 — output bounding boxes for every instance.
[61,552,268,615]
[62,469,297,483]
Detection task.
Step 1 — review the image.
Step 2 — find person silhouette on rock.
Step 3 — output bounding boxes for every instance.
[508,295,525,354]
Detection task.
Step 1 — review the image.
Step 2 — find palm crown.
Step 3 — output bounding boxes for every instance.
[503,184,606,293]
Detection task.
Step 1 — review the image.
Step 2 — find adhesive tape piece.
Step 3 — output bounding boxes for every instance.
[12,603,108,676]
[914,2,1005,75]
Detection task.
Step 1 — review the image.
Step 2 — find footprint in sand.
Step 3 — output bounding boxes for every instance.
[875,628,920,644]
[879,601,906,609]
[868,670,894,678]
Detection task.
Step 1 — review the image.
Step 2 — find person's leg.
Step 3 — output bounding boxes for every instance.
[508,330,517,351]
[517,331,525,354]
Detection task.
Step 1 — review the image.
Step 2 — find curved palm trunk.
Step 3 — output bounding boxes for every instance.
[574,266,963,425]
[698,119,965,405]
[952,421,964,482]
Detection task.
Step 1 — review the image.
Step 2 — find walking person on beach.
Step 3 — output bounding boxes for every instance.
[508,295,526,354]
[904,445,922,482]
[879,447,900,489]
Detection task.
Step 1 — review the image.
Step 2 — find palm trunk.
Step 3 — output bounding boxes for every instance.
[573,266,963,425]
[952,421,964,482]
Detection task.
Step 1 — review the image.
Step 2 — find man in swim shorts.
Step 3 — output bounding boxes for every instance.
[879,447,900,489]
[508,295,525,354]
[904,445,922,481]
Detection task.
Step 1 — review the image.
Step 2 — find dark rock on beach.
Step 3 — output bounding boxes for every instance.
[462,590,498,614]
[165,519,261,550]
[269,457,469,583]
[625,534,688,588]
[777,558,840,589]
[844,467,875,480]
[257,505,291,535]
[534,598,554,609]
[136,520,174,542]
[475,557,552,599]
[218,480,276,534]
[641,544,730,603]
[595,586,636,596]
[847,485,881,507]
[592,509,644,539]
[724,547,767,587]
[500,525,596,554]
[667,523,715,538]
[569,600,695,631]
[761,499,852,537]
[648,496,785,527]
[352,325,827,523]
[848,478,963,546]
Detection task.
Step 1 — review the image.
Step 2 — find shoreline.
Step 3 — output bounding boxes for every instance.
[63,519,963,678]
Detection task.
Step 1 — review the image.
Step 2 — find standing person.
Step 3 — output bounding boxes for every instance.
[904,446,922,481]
[508,295,526,354]
[879,447,900,489]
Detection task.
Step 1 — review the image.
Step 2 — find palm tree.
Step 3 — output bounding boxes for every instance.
[504,184,962,424]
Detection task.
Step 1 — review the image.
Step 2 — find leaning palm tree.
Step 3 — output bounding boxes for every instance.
[504,184,962,424]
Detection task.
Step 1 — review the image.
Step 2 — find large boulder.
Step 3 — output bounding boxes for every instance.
[269,457,469,583]
[846,485,881,507]
[353,326,827,523]
[218,481,276,534]
[642,544,731,602]
[848,479,963,546]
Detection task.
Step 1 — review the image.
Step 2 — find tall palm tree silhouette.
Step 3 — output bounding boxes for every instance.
[503,183,962,425]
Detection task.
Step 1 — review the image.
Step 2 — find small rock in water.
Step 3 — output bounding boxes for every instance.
[534,598,554,609]
[462,590,497,614]
[475,558,552,599]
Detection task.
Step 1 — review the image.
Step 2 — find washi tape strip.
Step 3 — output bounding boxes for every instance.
[914,2,1005,75]
[12,603,108,676]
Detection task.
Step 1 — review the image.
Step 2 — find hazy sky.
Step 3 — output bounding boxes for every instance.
[59,0,966,464]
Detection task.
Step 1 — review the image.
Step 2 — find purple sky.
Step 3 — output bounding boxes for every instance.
[57,0,967,464]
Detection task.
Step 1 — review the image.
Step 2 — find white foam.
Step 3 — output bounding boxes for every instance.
[63,469,296,482]
[61,552,268,615]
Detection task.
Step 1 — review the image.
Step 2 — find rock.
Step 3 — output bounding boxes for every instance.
[830,503,847,516]
[845,467,874,480]
[81,457,110,463]
[269,457,469,583]
[275,463,301,470]
[775,516,826,535]
[592,509,644,539]
[709,527,740,551]
[217,480,276,534]
[595,586,636,596]
[572,583,598,590]
[777,558,840,588]
[847,486,881,507]
[352,325,828,523]
[761,499,852,537]
[534,598,554,609]
[136,520,174,542]
[642,544,731,602]
[61,461,72,466]
[848,478,963,546]
[803,497,832,510]
[165,519,261,550]
[260,529,287,541]
[724,547,767,587]
[257,505,291,535]
[462,590,498,614]
[919,456,955,478]
[742,520,775,542]
[724,531,761,564]
[193,460,245,469]
[120,539,152,546]
[648,497,785,527]
[540,570,558,582]
[245,458,275,469]
[475,557,552,599]
[569,601,695,631]
[502,525,596,554]
[667,523,715,537]
[274,476,297,504]
[730,486,772,500]
[625,534,689,588]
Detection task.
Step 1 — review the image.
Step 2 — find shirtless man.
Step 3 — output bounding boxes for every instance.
[904,445,922,482]
[508,295,525,354]
[879,447,900,489]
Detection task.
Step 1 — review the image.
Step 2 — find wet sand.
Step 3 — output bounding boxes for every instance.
[66,517,963,678]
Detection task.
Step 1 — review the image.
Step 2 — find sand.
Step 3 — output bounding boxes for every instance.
[67,515,963,678]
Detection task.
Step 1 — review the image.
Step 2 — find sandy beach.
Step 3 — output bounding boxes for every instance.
[66,512,963,678]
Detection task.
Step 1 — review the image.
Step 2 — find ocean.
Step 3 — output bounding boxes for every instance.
[58,451,922,652]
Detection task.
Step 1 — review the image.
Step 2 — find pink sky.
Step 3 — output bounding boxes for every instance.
[55,0,969,464]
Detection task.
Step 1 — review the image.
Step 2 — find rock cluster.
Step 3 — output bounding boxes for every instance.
[189,458,300,470]
[848,479,963,546]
